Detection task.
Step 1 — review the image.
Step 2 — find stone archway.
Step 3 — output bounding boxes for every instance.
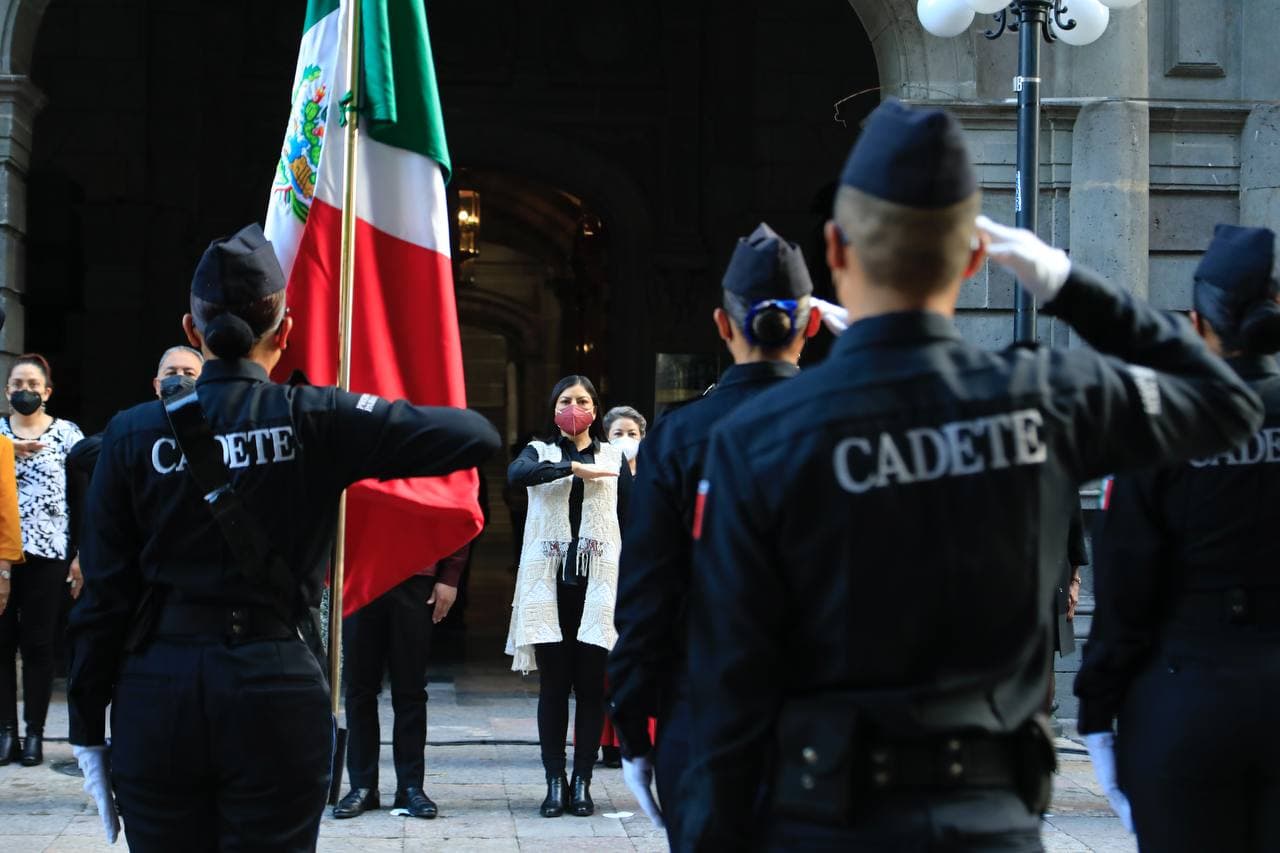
[447,124,657,415]
[847,0,978,102]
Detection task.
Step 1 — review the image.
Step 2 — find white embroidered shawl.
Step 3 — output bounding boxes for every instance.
[505,439,623,672]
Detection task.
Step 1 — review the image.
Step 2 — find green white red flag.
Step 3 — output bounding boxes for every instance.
[265,0,480,615]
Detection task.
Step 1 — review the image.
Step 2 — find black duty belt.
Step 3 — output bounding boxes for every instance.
[857,734,1018,792]
[154,602,296,644]
[1170,586,1280,629]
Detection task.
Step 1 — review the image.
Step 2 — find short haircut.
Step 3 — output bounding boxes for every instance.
[156,345,205,376]
[603,405,647,436]
[834,185,981,296]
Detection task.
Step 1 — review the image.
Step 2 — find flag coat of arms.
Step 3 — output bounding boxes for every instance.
[265,0,480,616]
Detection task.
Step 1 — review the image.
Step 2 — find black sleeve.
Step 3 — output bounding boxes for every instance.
[66,420,143,745]
[1067,506,1087,568]
[507,443,573,487]
[681,428,785,850]
[616,456,634,531]
[64,434,103,561]
[1073,470,1166,734]
[312,390,501,487]
[608,431,684,757]
[1048,266,1263,478]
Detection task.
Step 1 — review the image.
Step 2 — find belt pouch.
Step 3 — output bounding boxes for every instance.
[772,698,860,825]
[1012,712,1056,814]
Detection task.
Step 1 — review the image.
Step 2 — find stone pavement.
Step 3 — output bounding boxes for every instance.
[0,659,1135,851]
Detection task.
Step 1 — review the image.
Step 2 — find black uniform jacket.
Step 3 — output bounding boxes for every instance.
[682,267,1263,849]
[1075,353,1280,734]
[66,359,501,744]
[608,360,799,757]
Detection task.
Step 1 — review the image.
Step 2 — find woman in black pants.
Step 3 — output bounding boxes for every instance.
[0,353,83,766]
[506,375,630,817]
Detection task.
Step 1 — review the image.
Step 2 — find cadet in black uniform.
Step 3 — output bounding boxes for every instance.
[607,223,820,841]
[681,100,1263,851]
[65,224,501,852]
[1075,224,1280,852]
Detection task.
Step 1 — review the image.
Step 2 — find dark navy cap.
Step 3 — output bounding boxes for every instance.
[192,223,285,305]
[839,98,977,209]
[1193,224,1279,349]
[722,223,814,302]
[1195,224,1274,299]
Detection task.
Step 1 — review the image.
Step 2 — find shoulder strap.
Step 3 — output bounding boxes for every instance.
[163,390,295,616]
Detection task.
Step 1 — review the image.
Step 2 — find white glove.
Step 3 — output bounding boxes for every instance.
[811,297,849,336]
[621,755,665,829]
[1083,732,1134,833]
[975,215,1072,302]
[74,744,120,844]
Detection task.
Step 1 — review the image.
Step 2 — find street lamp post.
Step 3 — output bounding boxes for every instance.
[916,0,1142,342]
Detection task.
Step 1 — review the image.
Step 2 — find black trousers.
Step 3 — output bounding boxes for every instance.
[0,554,67,731]
[1118,638,1280,853]
[343,574,436,791]
[763,790,1043,852]
[110,637,332,853]
[534,580,607,780]
[656,696,692,849]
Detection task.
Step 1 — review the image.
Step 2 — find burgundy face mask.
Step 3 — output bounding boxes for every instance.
[555,404,594,436]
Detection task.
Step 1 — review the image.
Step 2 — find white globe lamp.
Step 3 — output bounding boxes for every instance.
[1051,0,1110,46]
[917,0,976,38]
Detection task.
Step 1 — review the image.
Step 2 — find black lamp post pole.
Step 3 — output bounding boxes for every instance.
[1012,1,1047,343]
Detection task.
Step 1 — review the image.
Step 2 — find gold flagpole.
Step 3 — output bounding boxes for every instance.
[330,0,361,720]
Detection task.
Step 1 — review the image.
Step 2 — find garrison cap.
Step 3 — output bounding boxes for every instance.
[722,223,814,302]
[1194,224,1275,302]
[192,223,286,305]
[839,98,977,209]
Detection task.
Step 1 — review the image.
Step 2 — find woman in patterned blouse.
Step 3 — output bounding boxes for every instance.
[0,353,83,767]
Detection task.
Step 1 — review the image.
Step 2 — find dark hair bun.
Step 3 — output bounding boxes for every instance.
[204,313,256,360]
[1241,299,1280,354]
[751,306,795,347]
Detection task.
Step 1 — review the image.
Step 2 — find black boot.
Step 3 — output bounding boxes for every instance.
[0,722,17,766]
[540,774,568,818]
[20,729,42,767]
[570,773,594,817]
[601,745,622,769]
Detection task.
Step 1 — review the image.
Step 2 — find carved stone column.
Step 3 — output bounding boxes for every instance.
[0,74,45,359]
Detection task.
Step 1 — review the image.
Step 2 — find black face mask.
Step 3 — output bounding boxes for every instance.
[158,375,197,401]
[9,390,42,416]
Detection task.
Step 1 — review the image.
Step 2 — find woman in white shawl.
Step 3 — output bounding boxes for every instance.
[506,375,631,819]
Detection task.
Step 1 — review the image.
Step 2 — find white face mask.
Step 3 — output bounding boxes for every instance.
[610,435,640,462]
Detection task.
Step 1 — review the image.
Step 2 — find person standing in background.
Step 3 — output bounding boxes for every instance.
[0,352,83,767]
[0,306,26,766]
[333,542,473,820]
[506,376,631,818]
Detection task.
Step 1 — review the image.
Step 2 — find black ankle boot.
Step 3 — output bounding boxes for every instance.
[570,773,594,817]
[20,729,42,767]
[540,774,568,818]
[0,721,17,766]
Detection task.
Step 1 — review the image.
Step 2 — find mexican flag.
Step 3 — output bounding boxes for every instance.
[265,0,480,616]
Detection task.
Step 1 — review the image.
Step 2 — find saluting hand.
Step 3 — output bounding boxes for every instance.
[976,215,1072,302]
[12,439,45,459]
[427,582,457,624]
[571,462,619,481]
